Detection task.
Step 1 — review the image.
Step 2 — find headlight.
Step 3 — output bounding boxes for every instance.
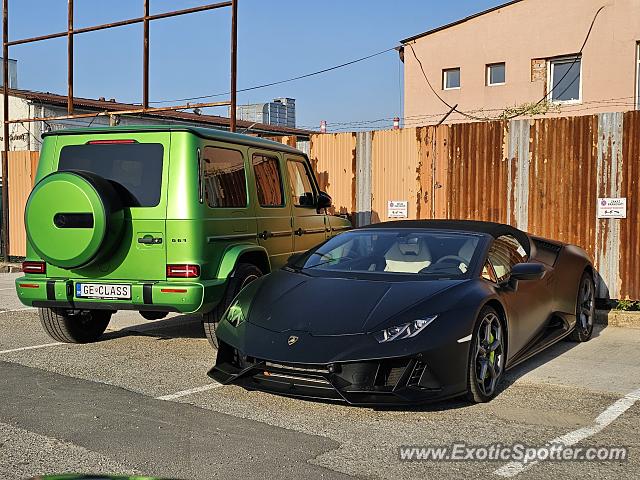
[225,301,245,327]
[374,315,438,343]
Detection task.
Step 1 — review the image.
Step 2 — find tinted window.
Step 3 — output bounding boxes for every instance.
[252,154,284,207]
[59,143,163,207]
[287,160,315,207]
[202,147,247,208]
[487,235,527,282]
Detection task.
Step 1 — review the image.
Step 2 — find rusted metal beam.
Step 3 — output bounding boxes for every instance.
[143,0,149,109]
[6,1,232,46]
[1,0,9,261]
[5,100,232,124]
[67,0,74,114]
[229,0,238,132]
[437,103,458,126]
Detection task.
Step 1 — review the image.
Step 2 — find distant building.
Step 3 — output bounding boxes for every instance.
[0,89,309,155]
[0,58,18,89]
[236,98,296,127]
[400,0,640,123]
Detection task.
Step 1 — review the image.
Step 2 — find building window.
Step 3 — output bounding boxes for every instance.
[443,68,461,90]
[487,63,506,86]
[548,56,582,103]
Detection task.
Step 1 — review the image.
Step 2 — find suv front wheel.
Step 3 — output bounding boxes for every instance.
[203,263,262,349]
[39,308,112,344]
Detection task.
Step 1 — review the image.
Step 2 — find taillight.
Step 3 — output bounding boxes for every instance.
[22,261,46,274]
[166,264,200,278]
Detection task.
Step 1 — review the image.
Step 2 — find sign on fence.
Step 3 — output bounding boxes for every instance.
[597,198,627,219]
[388,200,408,219]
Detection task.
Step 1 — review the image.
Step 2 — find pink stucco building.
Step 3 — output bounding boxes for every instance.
[400,0,640,124]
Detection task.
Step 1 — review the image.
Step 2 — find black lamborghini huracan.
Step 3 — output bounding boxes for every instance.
[209,220,595,406]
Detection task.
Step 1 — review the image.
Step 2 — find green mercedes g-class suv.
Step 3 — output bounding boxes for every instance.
[15,125,350,346]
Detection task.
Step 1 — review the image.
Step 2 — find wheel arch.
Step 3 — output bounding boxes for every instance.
[583,263,595,281]
[217,244,271,280]
[483,299,509,357]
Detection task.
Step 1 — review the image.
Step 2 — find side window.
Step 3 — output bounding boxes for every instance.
[287,160,315,207]
[487,235,527,283]
[202,147,247,208]
[252,154,284,207]
[482,261,497,283]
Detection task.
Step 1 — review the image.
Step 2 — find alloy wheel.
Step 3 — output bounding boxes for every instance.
[474,312,505,398]
[578,276,595,334]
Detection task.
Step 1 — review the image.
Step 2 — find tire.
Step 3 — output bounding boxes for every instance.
[569,271,595,342]
[140,311,168,321]
[203,263,263,349]
[466,306,506,403]
[39,308,112,344]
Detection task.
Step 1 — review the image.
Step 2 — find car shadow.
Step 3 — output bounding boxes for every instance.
[100,314,206,342]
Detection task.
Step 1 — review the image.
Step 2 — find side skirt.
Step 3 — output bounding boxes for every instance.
[506,314,574,370]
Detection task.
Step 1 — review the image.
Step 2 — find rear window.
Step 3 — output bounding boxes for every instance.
[58,143,164,207]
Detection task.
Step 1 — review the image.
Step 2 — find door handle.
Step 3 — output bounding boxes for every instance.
[258,230,271,240]
[138,236,162,245]
[294,228,304,236]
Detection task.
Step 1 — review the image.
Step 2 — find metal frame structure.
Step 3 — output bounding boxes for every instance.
[1,0,238,261]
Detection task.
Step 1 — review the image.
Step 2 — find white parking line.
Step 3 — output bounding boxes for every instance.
[155,382,223,401]
[0,342,63,354]
[0,307,36,314]
[494,387,640,477]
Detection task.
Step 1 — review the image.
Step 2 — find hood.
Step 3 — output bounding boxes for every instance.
[246,269,465,336]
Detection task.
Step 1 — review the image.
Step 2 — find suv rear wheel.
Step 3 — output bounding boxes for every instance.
[39,308,112,344]
[203,263,263,349]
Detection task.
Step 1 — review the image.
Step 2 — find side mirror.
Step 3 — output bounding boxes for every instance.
[287,252,304,264]
[317,191,332,210]
[510,262,546,281]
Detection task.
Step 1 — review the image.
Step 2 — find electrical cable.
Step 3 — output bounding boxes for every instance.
[149,46,399,105]
[406,4,608,122]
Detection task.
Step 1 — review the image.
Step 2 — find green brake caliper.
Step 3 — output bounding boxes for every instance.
[487,331,495,378]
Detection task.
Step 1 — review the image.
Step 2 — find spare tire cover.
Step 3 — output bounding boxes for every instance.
[25,170,124,269]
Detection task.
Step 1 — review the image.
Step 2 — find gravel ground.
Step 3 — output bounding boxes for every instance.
[0,422,139,479]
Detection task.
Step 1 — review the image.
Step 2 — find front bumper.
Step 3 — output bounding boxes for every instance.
[209,339,469,406]
[15,276,228,314]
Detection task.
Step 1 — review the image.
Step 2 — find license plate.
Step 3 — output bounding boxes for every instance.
[76,283,131,300]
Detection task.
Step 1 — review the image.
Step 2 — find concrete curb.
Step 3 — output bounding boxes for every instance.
[0,262,22,273]
[596,309,640,329]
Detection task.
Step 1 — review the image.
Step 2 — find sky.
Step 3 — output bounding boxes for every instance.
[5,0,506,130]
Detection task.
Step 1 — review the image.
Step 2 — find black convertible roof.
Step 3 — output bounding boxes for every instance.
[361,220,531,254]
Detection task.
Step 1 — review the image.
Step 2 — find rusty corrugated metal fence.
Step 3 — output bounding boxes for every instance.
[7,151,39,258]
[310,111,640,300]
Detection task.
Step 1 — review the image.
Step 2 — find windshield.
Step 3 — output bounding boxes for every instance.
[294,229,483,278]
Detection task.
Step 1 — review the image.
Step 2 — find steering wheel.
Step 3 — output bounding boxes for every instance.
[435,255,468,265]
[433,255,469,273]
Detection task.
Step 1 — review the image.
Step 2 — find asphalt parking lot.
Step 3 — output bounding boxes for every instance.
[1,271,639,480]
